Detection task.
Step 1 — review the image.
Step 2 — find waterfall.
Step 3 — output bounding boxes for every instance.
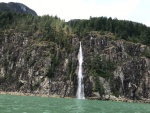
[77,42,85,99]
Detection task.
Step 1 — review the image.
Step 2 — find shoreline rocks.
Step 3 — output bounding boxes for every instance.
[87,95,150,103]
[1,91,150,103]
[0,91,60,98]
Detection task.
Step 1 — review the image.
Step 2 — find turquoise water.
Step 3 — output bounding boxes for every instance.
[0,94,150,113]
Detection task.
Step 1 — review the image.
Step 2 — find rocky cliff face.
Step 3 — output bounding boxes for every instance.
[0,31,150,100]
[81,34,150,100]
[0,31,74,97]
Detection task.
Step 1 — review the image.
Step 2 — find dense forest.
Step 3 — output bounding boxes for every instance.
[0,12,72,48]
[1,11,150,45]
[67,17,150,45]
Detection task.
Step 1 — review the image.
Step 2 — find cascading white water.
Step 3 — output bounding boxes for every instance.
[77,42,85,99]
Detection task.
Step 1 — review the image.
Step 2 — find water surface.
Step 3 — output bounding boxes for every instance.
[0,94,150,113]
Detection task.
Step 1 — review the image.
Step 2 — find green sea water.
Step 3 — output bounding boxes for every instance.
[0,94,150,113]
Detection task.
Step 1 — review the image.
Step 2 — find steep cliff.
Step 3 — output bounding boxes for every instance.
[0,12,150,100]
[0,31,77,97]
[1,31,150,100]
[81,34,150,100]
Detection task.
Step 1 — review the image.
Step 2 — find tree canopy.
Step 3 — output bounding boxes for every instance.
[67,17,150,45]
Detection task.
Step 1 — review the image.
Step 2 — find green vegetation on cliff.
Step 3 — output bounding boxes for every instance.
[1,12,150,45]
[0,12,74,92]
[67,17,150,45]
[0,10,150,99]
